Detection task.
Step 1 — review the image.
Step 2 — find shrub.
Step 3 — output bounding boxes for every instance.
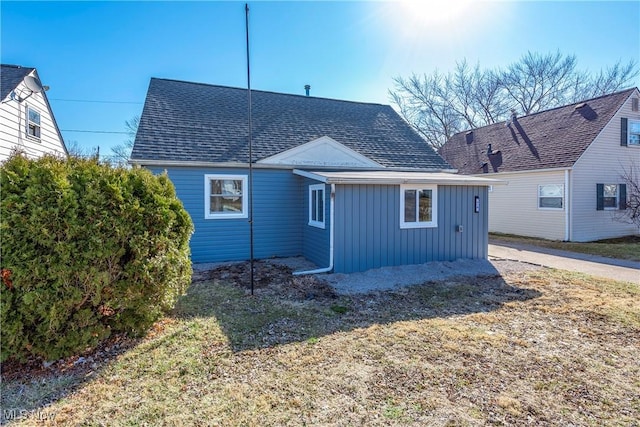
[1,154,193,362]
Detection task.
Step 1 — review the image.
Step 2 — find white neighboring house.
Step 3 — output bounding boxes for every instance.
[0,64,67,161]
[439,87,640,242]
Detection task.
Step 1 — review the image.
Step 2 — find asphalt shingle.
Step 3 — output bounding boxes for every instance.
[1,64,35,101]
[439,88,637,174]
[131,78,450,170]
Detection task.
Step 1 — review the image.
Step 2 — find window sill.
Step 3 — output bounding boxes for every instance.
[308,221,325,229]
[400,222,437,229]
[205,213,248,220]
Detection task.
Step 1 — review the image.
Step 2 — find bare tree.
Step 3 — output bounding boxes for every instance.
[500,51,578,114]
[614,162,640,231]
[66,140,98,159]
[108,115,139,167]
[390,51,639,148]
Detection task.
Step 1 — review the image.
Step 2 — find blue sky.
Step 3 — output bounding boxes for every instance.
[1,1,639,157]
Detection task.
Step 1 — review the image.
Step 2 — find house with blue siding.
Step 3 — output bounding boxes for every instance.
[131,78,500,273]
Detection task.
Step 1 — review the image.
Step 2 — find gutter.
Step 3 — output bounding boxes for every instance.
[293,183,335,275]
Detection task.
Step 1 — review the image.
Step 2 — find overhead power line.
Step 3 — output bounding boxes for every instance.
[61,129,129,134]
[50,98,142,105]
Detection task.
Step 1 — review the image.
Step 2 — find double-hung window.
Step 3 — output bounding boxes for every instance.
[628,120,640,146]
[26,106,41,139]
[308,184,325,228]
[538,184,564,209]
[204,174,248,219]
[621,118,640,147]
[597,183,627,211]
[400,184,437,228]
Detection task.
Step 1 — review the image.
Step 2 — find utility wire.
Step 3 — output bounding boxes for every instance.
[61,129,129,134]
[50,98,142,105]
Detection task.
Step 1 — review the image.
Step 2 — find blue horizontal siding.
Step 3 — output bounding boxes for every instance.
[149,167,304,264]
[333,185,488,273]
[301,178,330,268]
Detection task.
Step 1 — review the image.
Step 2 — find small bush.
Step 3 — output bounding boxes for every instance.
[1,154,193,362]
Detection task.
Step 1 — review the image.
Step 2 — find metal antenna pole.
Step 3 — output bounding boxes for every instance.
[245,3,255,295]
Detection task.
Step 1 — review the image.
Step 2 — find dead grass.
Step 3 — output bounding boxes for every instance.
[2,262,639,426]
[491,233,640,262]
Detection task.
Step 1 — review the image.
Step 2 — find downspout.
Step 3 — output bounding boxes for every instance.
[294,183,335,275]
[565,169,570,241]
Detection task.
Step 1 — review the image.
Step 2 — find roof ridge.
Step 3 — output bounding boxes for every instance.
[1,63,35,70]
[150,77,390,107]
[452,87,637,137]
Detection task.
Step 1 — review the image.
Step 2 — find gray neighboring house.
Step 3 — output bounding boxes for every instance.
[0,64,67,161]
[439,88,640,242]
[131,78,500,273]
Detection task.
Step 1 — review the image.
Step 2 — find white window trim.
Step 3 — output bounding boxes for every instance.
[628,119,640,147]
[538,184,564,211]
[26,105,41,140]
[308,183,325,229]
[400,184,438,229]
[204,174,248,219]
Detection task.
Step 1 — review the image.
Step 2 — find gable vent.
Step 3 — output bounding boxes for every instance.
[632,97,639,112]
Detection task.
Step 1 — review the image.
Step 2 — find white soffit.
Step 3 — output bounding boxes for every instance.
[257,136,383,168]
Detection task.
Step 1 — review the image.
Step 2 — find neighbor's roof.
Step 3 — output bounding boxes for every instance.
[1,64,35,101]
[294,169,505,186]
[131,78,450,170]
[439,87,637,175]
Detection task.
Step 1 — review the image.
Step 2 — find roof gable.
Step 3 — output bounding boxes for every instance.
[1,64,35,101]
[439,88,637,174]
[258,136,383,168]
[131,78,450,170]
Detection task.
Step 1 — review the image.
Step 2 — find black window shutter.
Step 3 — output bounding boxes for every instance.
[619,184,627,210]
[596,184,604,210]
[621,118,628,146]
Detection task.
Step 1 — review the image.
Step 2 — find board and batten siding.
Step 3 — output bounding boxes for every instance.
[571,90,640,241]
[333,184,488,274]
[301,178,331,268]
[150,167,304,263]
[0,80,66,161]
[487,170,567,240]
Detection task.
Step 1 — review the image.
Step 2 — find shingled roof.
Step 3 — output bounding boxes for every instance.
[439,88,637,175]
[1,64,35,101]
[131,78,450,170]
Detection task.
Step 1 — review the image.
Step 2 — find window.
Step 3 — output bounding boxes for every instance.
[538,184,564,209]
[26,106,41,139]
[400,184,437,228]
[597,183,627,211]
[628,120,640,146]
[308,184,325,228]
[204,174,247,219]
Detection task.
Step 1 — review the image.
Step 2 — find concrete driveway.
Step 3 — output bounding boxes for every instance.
[489,240,640,285]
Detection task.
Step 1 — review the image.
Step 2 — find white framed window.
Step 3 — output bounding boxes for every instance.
[26,106,41,139]
[538,184,564,210]
[400,184,437,229]
[204,174,248,219]
[629,120,640,146]
[308,184,325,228]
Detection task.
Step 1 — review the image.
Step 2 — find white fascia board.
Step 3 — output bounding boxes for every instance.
[292,169,329,183]
[298,171,506,186]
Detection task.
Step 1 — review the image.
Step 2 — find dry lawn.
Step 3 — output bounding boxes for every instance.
[491,233,640,262]
[2,261,639,426]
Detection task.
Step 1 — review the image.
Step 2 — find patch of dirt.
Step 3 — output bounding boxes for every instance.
[0,333,138,383]
[194,260,339,301]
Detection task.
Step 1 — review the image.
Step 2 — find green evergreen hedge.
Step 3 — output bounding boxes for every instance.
[1,154,193,362]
